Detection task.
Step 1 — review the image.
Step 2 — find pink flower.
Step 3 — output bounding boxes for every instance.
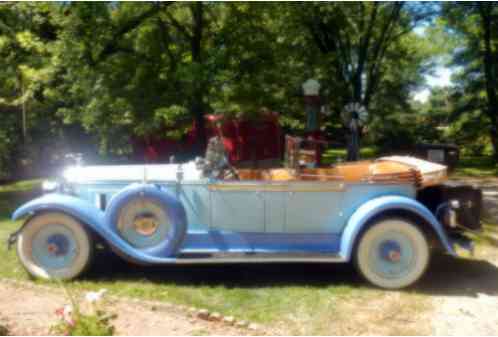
[55,307,64,317]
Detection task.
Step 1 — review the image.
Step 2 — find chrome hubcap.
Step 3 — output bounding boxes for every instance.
[46,234,70,257]
[117,198,171,249]
[388,250,401,262]
[32,225,78,270]
[379,240,402,263]
[133,213,159,236]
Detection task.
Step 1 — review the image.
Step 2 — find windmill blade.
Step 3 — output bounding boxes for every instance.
[341,102,369,127]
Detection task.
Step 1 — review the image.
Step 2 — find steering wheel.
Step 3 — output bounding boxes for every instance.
[217,157,240,180]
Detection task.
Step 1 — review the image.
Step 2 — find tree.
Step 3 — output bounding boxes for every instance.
[289,2,437,158]
[443,2,498,159]
[0,2,445,177]
[0,3,64,176]
[297,3,435,108]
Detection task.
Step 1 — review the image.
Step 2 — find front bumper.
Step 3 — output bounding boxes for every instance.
[7,229,21,250]
[450,234,475,257]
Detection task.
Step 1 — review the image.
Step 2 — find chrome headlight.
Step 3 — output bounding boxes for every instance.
[41,180,59,193]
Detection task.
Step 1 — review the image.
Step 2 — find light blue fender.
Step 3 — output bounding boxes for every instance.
[11,184,187,265]
[339,195,456,260]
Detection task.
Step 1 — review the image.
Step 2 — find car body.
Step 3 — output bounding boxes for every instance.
[10,153,482,289]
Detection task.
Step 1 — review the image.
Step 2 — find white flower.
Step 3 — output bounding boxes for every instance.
[63,304,73,317]
[61,304,75,325]
[85,289,107,303]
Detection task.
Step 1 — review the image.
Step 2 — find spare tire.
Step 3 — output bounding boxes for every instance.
[116,197,171,249]
[106,184,186,257]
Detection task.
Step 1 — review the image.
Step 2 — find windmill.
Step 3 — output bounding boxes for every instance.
[341,102,368,161]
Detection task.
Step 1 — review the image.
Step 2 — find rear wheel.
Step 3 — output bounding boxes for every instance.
[17,212,93,280]
[354,218,430,289]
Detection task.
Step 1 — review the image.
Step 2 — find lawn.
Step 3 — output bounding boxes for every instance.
[322,147,378,165]
[324,148,498,178]
[0,157,496,334]
[0,179,376,334]
[453,155,498,177]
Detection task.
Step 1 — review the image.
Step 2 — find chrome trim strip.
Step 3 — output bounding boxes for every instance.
[208,182,346,192]
[70,180,411,189]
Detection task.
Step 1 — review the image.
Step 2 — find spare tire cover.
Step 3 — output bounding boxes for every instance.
[106,184,186,257]
[117,197,171,249]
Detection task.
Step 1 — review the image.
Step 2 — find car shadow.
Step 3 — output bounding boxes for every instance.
[413,253,498,297]
[86,251,364,289]
[85,251,498,297]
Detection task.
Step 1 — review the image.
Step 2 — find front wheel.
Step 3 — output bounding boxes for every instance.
[354,218,430,289]
[17,212,93,280]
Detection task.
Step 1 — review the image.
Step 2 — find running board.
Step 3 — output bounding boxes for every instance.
[173,253,345,264]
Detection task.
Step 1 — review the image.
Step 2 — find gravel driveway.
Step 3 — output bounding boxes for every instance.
[429,176,498,335]
[1,176,497,336]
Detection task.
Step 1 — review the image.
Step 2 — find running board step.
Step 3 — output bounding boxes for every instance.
[174,253,345,264]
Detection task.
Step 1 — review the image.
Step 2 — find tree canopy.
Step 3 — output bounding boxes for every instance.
[0,2,496,178]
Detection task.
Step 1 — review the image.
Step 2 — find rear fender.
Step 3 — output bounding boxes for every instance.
[339,195,456,261]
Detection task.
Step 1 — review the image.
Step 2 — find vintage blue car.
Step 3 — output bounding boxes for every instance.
[9,146,482,289]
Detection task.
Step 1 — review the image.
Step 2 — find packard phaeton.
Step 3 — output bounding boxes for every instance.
[9,139,482,289]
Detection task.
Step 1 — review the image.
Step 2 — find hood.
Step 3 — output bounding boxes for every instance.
[63,161,202,183]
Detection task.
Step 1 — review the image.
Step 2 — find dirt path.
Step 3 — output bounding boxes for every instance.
[337,176,498,336]
[426,177,498,335]
[322,244,498,336]
[1,176,497,336]
[1,252,498,336]
[428,245,498,336]
[0,282,254,336]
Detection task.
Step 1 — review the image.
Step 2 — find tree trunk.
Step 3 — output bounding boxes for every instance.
[490,126,498,160]
[479,4,498,160]
[21,80,27,144]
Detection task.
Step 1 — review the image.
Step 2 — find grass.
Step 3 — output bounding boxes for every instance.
[0,179,42,279]
[322,146,379,165]
[467,223,498,248]
[452,155,498,177]
[0,165,496,334]
[0,179,374,333]
[323,147,498,179]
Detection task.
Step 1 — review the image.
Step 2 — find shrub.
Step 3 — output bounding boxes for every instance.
[0,321,8,336]
[51,289,116,336]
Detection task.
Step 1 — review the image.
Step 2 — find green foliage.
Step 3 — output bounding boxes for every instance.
[51,285,116,336]
[2,2,491,176]
[371,116,417,152]
[51,311,115,336]
[454,155,498,177]
[440,3,498,159]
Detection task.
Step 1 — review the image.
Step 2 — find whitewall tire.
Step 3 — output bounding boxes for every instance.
[355,218,430,289]
[17,212,93,280]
